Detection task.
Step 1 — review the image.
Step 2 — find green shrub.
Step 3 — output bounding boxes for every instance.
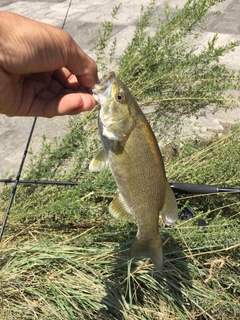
[93,0,240,136]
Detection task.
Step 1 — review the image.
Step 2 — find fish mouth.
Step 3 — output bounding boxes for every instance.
[92,72,116,102]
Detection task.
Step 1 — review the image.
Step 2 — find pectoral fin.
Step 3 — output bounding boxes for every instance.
[109,192,133,221]
[89,149,108,172]
[160,182,178,226]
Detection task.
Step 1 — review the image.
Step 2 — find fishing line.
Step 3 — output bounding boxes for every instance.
[0,1,73,241]
[62,0,72,29]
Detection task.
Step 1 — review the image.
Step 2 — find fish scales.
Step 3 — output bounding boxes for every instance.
[101,111,166,228]
[90,72,178,273]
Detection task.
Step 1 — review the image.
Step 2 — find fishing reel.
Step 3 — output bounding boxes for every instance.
[170,182,240,229]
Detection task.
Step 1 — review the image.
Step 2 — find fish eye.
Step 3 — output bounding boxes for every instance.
[116,92,125,103]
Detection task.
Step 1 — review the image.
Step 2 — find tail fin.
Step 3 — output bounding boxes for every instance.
[129,235,163,274]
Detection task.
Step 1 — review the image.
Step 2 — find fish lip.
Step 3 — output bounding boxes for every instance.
[92,90,100,104]
[92,72,116,104]
[93,71,116,95]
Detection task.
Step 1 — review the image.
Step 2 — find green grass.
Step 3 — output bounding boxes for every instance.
[1,0,240,319]
[0,112,239,319]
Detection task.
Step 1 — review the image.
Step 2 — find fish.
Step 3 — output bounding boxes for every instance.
[89,71,178,273]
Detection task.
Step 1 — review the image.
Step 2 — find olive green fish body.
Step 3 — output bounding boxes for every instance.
[100,105,165,232]
[90,72,178,273]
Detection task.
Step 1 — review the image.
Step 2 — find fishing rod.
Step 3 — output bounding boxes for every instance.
[170,182,240,221]
[0,1,74,242]
[0,117,38,241]
[0,179,79,186]
[0,179,240,236]
[1,179,239,236]
[1,179,240,195]
[170,182,240,195]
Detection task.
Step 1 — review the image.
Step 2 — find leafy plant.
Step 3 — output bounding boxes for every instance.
[92,0,240,137]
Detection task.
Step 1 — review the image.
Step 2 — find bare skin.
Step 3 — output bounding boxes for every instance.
[0,12,99,117]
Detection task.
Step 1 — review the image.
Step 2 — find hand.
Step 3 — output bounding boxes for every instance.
[0,12,99,117]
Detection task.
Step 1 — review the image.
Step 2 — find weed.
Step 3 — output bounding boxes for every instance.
[92,0,240,137]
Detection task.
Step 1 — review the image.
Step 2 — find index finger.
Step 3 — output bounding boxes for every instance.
[65,44,99,88]
[0,13,99,88]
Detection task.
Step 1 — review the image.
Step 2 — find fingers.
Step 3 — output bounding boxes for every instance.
[53,68,82,90]
[0,12,99,88]
[25,92,97,118]
[0,12,99,117]
[65,46,99,88]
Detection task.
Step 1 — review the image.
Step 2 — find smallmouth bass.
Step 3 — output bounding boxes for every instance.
[90,72,178,273]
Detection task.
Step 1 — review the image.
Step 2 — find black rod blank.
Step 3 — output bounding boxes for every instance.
[0,179,79,186]
[1,179,240,194]
[170,182,240,195]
